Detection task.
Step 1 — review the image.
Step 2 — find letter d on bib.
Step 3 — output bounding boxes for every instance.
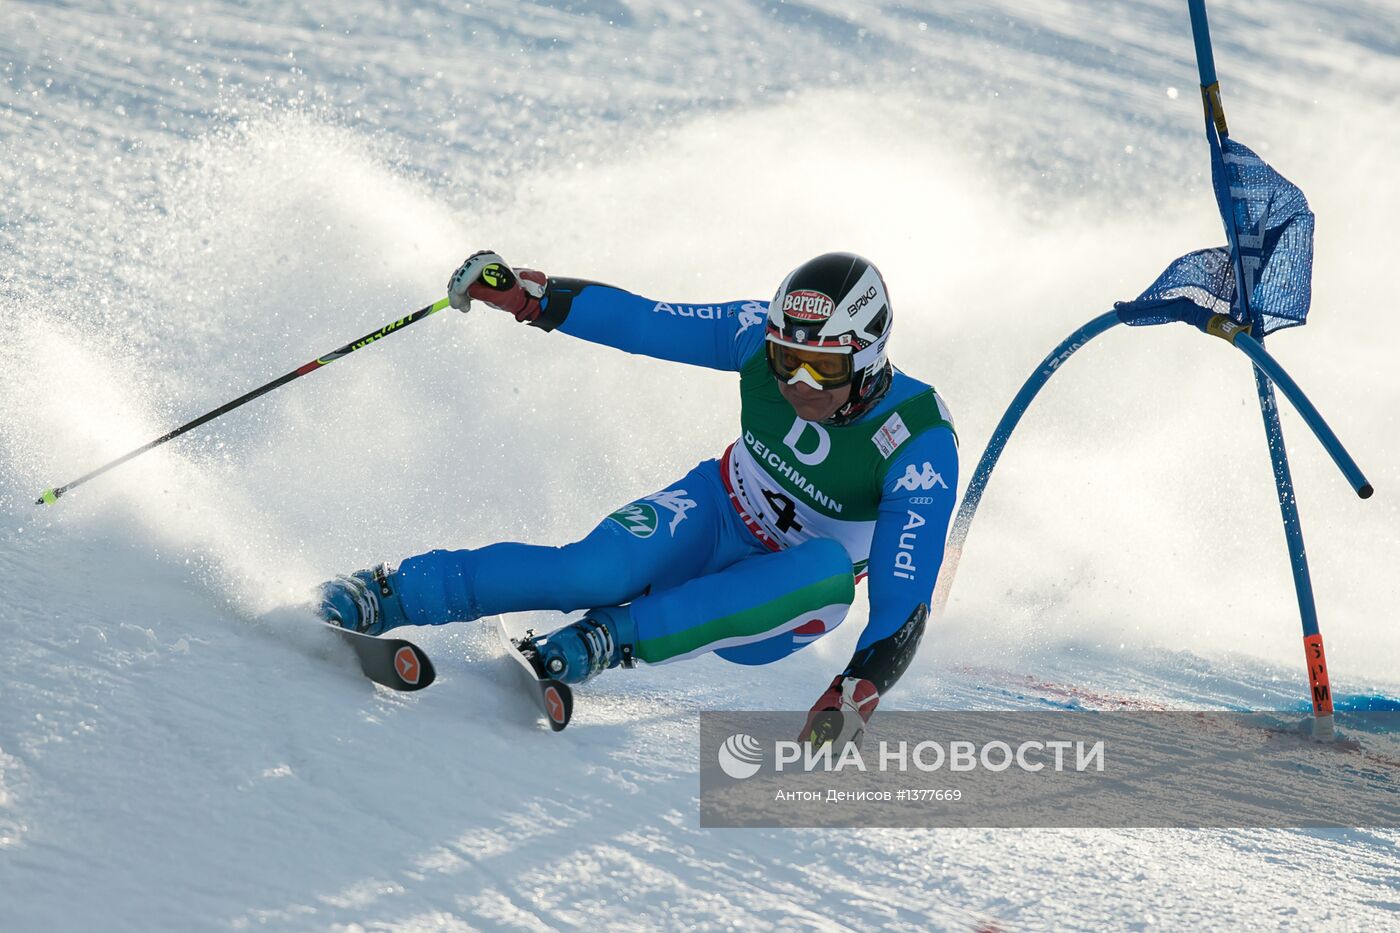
[783,418,831,466]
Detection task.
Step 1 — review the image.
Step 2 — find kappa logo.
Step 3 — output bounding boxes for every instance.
[737,301,766,333]
[644,489,698,536]
[394,646,421,685]
[895,462,948,492]
[782,289,835,322]
[607,502,660,538]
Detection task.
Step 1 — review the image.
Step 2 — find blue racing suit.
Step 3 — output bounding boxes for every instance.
[390,280,958,678]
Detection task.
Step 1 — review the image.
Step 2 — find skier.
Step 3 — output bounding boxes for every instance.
[319,251,958,744]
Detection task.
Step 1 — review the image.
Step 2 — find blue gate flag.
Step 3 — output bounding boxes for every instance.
[1117,138,1315,337]
[1114,246,1232,329]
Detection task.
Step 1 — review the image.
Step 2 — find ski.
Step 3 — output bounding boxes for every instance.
[498,619,573,731]
[324,622,435,691]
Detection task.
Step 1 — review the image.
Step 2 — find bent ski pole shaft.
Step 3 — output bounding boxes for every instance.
[36,297,452,505]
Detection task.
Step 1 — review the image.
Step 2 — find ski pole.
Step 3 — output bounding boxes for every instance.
[36,296,452,506]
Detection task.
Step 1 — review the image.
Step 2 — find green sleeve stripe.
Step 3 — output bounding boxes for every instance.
[636,570,855,663]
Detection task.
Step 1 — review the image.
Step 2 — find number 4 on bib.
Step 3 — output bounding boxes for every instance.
[761,488,804,533]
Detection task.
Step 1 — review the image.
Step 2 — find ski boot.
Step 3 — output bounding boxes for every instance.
[527,606,638,685]
[318,563,410,636]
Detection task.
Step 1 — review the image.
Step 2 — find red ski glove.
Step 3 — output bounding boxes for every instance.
[447,250,548,323]
[799,604,928,749]
[800,674,880,749]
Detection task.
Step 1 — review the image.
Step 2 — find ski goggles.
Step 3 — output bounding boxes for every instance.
[765,341,854,389]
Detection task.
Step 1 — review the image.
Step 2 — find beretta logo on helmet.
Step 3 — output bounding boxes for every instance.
[782,289,835,322]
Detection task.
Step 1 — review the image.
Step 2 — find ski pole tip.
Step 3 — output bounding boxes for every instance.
[1359,483,1374,500]
[37,488,58,505]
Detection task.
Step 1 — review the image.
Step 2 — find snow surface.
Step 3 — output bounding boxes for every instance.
[2,1,1398,929]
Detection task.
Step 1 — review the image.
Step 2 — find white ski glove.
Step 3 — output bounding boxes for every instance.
[447,250,548,322]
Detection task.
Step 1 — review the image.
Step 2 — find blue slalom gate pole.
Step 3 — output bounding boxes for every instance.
[1233,332,1371,499]
[1187,0,1344,736]
[932,310,1369,734]
[931,311,1121,617]
[933,0,1371,734]
[1248,346,1335,734]
[1187,0,1219,88]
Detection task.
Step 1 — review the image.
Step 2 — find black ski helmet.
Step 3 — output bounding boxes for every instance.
[766,252,894,423]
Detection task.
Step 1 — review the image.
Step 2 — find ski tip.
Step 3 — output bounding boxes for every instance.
[392,643,436,690]
[324,623,436,691]
[498,619,575,731]
[542,680,573,731]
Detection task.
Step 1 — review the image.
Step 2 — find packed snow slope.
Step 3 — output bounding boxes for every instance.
[2,1,1399,929]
